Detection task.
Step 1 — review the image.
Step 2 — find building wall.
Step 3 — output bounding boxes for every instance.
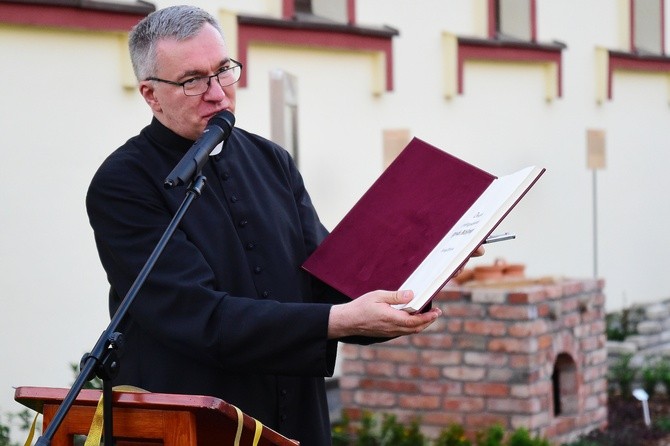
[2,0,670,439]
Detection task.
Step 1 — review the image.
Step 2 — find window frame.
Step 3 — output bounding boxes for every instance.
[488,0,537,42]
[596,0,670,102]
[282,0,356,24]
[630,0,665,55]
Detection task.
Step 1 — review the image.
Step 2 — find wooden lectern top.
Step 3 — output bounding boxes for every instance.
[15,386,299,446]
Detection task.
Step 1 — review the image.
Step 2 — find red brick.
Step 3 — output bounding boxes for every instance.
[455,334,487,350]
[442,396,485,412]
[412,333,454,348]
[463,319,507,336]
[420,349,461,365]
[464,382,510,397]
[537,334,554,350]
[463,351,508,367]
[489,304,535,320]
[338,376,361,390]
[341,360,365,375]
[443,303,485,318]
[339,344,360,359]
[399,394,441,410]
[507,320,546,337]
[442,366,486,381]
[359,378,418,393]
[375,346,419,363]
[487,397,543,413]
[397,364,441,380]
[465,413,509,430]
[364,361,396,377]
[353,390,397,407]
[488,337,537,354]
[507,290,546,304]
[445,319,463,332]
[435,289,465,301]
[423,411,464,426]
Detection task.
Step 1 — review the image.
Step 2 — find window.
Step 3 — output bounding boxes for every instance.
[234,0,397,94]
[443,0,564,100]
[595,0,670,102]
[286,0,354,24]
[494,0,535,41]
[632,0,664,55]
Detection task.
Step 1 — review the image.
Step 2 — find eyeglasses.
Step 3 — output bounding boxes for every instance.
[145,59,243,96]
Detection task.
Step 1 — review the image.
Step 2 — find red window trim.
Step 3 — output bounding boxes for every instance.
[456,37,565,97]
[0,1,154,32]
[605,50,670,100]
[236,14,398,91]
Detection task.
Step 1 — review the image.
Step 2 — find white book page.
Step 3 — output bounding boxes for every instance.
[394,166,540,312]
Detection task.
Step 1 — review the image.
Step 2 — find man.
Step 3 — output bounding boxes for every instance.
[86,5,481,445]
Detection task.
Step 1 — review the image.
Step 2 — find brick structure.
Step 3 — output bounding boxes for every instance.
[339,278,608,444]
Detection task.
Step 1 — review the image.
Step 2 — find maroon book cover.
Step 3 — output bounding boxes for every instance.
[302,137,495,299]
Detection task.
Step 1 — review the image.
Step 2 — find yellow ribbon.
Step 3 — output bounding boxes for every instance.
[232,405,263,446]
[85,385,146,446]
[22,412,39,446]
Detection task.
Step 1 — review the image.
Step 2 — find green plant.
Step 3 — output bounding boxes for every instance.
[331,413,555,446]
[655,416,670,432]
[560,439,599,446]
[641,360,659,397]
[475,424,505,446]
[355,411,378,446]
[506,427,550,446]
[608,353,637,397]
[656,358,670,395]
[434,424,471,446]
[605,307,640,341]
[0,410,34,446]
[332,411,353,446]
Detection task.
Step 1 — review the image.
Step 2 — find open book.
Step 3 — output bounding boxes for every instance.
[302,137,545,313]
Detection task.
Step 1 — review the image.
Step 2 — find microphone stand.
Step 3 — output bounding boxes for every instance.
[35,175,209,446]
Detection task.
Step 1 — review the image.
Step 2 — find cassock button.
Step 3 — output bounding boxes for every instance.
[222,172,230,180]
[230,194,238,203]
[239,219,248,227]
[262,290,271,298]
[254,266,262,274]
[245,242,255,250]
[280,414,287,421]
[280,389,287,396]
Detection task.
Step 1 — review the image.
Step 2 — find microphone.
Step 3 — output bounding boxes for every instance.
[164,110,235,189]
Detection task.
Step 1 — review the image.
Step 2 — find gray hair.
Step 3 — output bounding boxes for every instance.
[128,5,224,81]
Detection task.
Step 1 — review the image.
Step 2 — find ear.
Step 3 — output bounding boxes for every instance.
[139,81,163,113]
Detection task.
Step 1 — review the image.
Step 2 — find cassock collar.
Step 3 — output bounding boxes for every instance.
[144,117,225,156]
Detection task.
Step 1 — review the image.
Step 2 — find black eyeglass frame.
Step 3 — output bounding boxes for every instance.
[145,59,243,96]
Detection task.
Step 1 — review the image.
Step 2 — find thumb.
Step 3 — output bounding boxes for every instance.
[391,290,414,304]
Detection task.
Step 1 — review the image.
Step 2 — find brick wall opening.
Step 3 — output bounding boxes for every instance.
[552,353,578,416]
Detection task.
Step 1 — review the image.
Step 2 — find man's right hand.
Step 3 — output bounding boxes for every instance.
[327,290,442,339]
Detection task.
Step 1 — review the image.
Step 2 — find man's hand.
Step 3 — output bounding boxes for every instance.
[327,290,442,339]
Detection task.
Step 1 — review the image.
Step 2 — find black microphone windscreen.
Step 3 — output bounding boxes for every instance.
[208,110,235,135]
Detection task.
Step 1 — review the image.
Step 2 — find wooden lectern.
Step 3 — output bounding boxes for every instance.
[15,387,299,446]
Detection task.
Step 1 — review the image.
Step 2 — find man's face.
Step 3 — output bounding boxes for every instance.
[139,23,237,140]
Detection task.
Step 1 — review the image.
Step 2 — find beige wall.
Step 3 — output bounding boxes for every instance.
[2,0,670,438]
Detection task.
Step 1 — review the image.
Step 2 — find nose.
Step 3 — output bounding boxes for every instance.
[202,76,227,101]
